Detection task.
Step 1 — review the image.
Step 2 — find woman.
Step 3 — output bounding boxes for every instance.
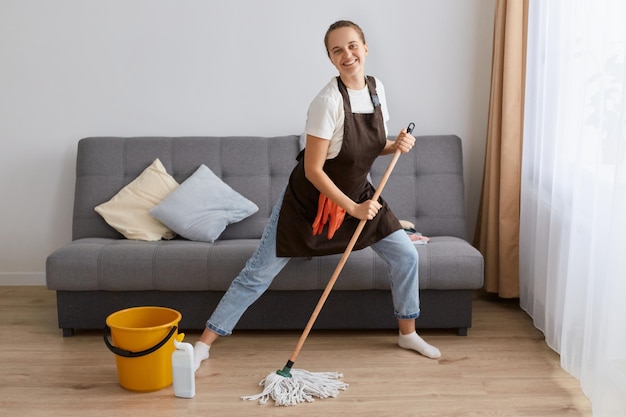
[194,20,440,371]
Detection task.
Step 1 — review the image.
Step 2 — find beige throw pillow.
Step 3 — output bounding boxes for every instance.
[95,158,179,241]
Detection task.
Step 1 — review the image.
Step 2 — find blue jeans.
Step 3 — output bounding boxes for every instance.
[206,186,420,336]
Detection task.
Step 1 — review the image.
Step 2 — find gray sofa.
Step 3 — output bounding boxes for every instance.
[46,135,484,337]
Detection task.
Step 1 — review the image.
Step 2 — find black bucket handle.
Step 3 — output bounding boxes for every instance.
[103,324,178,358]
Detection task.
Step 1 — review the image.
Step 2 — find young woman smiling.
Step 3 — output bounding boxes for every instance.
[193,20,441,372]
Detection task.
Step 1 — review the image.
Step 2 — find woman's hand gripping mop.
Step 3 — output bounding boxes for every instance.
[242,123,415,406]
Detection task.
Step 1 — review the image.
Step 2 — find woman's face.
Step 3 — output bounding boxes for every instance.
[326,27,368,84]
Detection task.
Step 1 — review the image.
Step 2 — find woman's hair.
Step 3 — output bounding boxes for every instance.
[324,20,366,57]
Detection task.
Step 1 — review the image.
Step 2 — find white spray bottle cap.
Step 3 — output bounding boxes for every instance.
[174,333,194,355]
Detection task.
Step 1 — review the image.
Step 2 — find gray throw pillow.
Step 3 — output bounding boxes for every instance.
[151,164,258,242]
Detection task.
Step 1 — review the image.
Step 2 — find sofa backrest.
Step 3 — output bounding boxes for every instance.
[72,135,467,241]
[370,135,467,240]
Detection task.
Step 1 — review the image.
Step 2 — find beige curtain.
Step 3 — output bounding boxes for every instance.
[474,0,528,298]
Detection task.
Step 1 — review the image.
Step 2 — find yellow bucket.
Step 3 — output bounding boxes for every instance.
[104,306,182,392]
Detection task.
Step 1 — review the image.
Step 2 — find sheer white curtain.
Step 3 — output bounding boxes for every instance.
[521,0,626,415]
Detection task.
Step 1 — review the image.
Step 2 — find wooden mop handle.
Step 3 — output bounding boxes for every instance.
[287,126,411,365]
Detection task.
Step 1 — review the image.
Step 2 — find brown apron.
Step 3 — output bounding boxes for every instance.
[276,76,401,257]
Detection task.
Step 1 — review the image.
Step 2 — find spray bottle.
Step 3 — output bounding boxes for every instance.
[172,333,195,398]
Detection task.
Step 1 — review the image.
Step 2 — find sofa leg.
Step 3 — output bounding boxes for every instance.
[62,328,75,337]
[457,327,468,336]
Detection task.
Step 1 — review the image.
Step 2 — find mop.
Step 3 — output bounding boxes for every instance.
[242,123,415,407]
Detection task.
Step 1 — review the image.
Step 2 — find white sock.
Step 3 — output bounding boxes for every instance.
[398,331,441,359]
[193,341,210,372]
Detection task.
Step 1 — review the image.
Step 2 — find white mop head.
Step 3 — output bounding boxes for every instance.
[241,368,348,406]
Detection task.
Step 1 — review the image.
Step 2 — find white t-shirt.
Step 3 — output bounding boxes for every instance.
[305,77,390,159]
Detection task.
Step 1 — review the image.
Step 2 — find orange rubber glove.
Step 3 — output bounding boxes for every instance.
[311,193,346,239]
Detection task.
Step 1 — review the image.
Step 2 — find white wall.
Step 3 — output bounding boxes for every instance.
[0,0,495,285]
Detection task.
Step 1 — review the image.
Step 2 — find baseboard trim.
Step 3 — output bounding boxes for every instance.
[0,273,46,286]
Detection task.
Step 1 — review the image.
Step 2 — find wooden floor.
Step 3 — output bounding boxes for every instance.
[0,287,591,417]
